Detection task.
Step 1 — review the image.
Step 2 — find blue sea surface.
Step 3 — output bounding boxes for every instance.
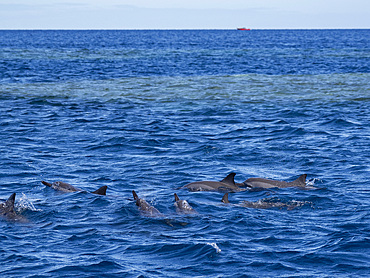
[0,30,369,277]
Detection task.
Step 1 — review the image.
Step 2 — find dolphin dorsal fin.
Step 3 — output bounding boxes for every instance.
[5,193,16,211]
[295,174,307,186]
[92,186,107,196]
[174,193,180,202]
[220,173,236,186]
[132,190,139,200]
[221,193,229,204]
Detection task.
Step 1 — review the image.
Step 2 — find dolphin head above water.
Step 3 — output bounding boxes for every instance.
[174,193,197,214]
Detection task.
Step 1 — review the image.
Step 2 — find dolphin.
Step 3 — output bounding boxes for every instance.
[174,193,197,214]
[183,173,245,192]
[132,190,161,216]
[240,174,315,189]
[221,193,230,204]
[0,193,28,222]
[41,181,107,195]
[221,193,301,210]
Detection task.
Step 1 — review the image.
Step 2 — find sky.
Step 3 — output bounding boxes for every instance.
[0,0,369,29]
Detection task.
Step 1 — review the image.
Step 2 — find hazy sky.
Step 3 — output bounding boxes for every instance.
[0,0,369,29]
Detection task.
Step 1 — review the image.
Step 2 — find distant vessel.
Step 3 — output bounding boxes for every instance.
[237,27,250,31]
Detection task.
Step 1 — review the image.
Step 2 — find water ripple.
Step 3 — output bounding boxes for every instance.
[0,30,369,278]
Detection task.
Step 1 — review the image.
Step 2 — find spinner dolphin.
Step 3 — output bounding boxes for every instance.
[0,193,28,222]
[183,173,245,192]
[42,181,107,195]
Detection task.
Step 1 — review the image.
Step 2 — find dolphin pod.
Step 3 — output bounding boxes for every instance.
[182,173,313,192]
[1,173,315,223]
[0,193,28,222]
[41,181,107,195]
[130,191,197,218]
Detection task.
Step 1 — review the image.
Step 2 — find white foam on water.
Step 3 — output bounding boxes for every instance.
[206,242,221,253]
[16,193,42,213]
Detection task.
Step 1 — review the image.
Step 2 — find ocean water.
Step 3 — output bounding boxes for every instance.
[0,30,369,277]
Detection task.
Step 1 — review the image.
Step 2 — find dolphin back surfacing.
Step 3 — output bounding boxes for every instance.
[0,193,28,222]
[221,192,304,210]
[241,174,313,189]
[183,173,244,192]
[42,181,107,195]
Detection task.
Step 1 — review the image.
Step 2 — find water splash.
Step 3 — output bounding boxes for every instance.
[206,242,221,253]
[16,193,41,213]
[307,178,321,187]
